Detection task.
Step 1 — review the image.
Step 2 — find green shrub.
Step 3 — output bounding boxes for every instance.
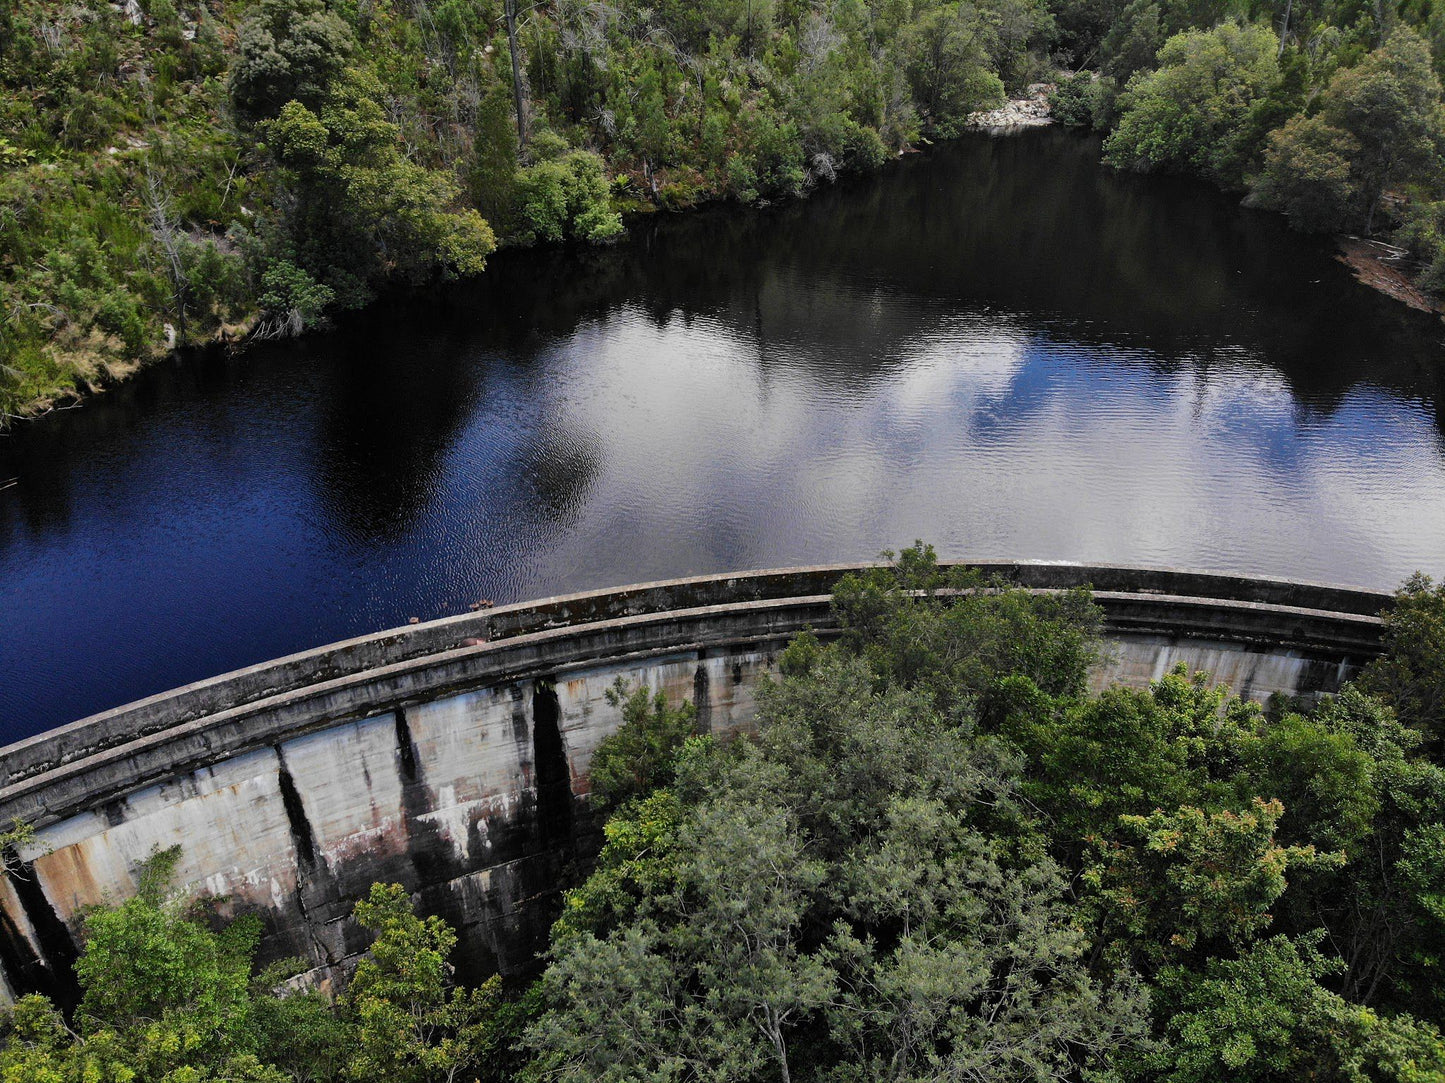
[588,678,698,811]
[528,128,571,162]
[1050,70,1098,127]
[812,113,890,172]
[1396,201,1445,293]
[258,259,336,328]
[655,180,700,210]
[1252,114,1360,233]
[516,151,624,243]
[228,0,355,122]
[0,138,33,170]
[727,109,806,199]
[1104,22,1282,187]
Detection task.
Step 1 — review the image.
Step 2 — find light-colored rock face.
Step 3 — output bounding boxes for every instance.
[967,84,1055,130]
[0,565,1388,1004]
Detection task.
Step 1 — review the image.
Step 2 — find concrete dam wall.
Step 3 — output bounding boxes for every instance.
[0,562,1392,1005]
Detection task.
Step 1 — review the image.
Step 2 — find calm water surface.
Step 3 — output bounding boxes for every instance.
[3,128,1445,739]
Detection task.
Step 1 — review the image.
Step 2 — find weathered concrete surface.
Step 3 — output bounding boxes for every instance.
[0,563,1392,1004]
[1093,635,1357,700]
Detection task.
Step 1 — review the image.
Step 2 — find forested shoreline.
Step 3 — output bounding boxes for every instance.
[4,546,1445,1081]
[0,0,1025,423]
[1048,18,1445,303]
[2,0,1444,424]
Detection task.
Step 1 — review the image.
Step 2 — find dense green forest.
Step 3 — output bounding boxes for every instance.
[4,545,1445,1081]
[2,0,1444,423]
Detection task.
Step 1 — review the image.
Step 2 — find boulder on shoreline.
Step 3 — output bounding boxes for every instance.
[967,84,1055,130]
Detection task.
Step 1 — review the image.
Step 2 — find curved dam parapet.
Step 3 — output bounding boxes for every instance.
[0,562,1392,1004]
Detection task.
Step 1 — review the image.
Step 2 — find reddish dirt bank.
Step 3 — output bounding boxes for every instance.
[1336,236,1445,318]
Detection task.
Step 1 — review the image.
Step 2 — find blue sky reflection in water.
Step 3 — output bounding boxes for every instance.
[2,128,1445,738]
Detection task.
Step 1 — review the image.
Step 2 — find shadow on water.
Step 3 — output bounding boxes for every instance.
[1,127,1443,738]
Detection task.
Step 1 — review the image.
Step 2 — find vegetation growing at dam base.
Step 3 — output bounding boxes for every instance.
[3,546,1445,1082]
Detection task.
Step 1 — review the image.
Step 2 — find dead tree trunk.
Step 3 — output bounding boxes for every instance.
[504,0,528,150]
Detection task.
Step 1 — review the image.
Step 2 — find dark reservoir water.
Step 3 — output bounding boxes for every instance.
[3,128,1445,741]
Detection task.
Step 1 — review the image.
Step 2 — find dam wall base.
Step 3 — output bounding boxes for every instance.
[0,563,1391,1004]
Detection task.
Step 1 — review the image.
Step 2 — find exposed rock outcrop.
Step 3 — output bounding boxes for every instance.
[967,83,1055,130]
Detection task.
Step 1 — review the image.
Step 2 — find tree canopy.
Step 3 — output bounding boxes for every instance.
[7,0,1445,420]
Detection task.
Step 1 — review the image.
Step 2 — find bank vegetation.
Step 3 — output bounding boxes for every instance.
[1,0,1042,421]
[7,0,1444,425]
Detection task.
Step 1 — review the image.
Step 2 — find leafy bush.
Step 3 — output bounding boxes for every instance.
[1104,22,1282,188]
[516,151,624,243]
[259,259,335,330]
[726,108,807,200]
[1396,201,1445,292]
[588,678,698,810]
[228,0,355,123]
[1050,69,1099,126]
[1253,114,1360,232]
[1359,573,1445,749]
[811,113,890,171]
